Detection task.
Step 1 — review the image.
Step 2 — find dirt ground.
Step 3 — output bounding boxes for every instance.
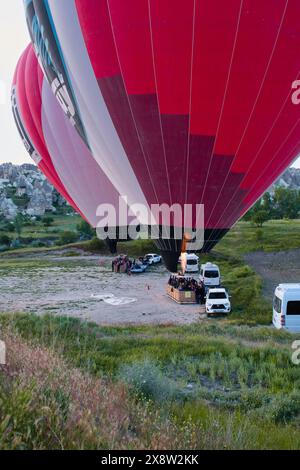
[2,247,299,325]
[0,251,204,325]
[245,248,300,299]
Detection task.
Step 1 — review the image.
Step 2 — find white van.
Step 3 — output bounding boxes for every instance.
[273,284,300,333]
[178,253,199,273]
[185,253,199,273]
[200,262,221,287]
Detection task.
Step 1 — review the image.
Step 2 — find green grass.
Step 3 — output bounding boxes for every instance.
[0,217,299,449]
[216,219,300,257]
[0,213,82,244]
[1,313,300,449]
[1,218,299,258]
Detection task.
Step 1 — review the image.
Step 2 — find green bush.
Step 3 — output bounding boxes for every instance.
[30,240,47,248]
[76,220,95,239]
[119,359,179,402]
[42,216,54,227]
[86,237,106,252]
[0,235,11,246]
[58,231,78,246]
[267,393,300,424]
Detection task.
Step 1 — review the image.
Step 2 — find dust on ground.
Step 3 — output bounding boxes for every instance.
[0,249,204,325]
[245,248,300,299]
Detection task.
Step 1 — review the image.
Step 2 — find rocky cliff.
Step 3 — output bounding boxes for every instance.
[0,163,66,220]
[0,162,299,221]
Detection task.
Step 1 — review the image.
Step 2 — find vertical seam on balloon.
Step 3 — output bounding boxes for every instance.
[41,77,88,219]
[23,47,75,207]
[224,111,300,228]
[233,138,300,225]
[14,49,36,163]
[210,69,298,231]
[147,0,173,250]
[106,0,160,223]
[205,0,289,242]
[184,0,196,214]
[226,116,300,228]
[43,0,90,150]
[27,48,47,155]
[23,45,52,178]
[198,0,243,226]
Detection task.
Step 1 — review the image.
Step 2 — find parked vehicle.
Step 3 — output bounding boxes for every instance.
[205,288,231,315]
[178,253,199,273]
[200,262,221,287]
[273,284,300,332]
[144,253,162,265]
[130,263,148,274]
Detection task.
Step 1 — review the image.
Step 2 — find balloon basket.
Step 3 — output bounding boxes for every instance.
[166,285,197,304]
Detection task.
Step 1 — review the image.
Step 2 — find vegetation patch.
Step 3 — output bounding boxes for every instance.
[1,313,300,449]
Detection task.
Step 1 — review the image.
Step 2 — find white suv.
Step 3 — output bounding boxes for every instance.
[144,253,162,265]
[206,288,231,315]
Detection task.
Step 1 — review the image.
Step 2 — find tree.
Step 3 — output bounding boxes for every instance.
[43,216,54,227]
[2,222,15,232]
[273,187,300,219]
[76,220,95,239]
[0,235,11,246]
[14,214,24,238]
[261,192,273,217]
[251,209,269,227]
[58,231,78,246]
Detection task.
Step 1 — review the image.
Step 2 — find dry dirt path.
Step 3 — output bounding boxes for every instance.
[244,248,300,299]
[0,251,204,325]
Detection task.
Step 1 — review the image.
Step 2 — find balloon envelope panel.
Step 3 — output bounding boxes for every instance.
[12,44,82,214]
[23,1,300,268]
[12,45,137,238]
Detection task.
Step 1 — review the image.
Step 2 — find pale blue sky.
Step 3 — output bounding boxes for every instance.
[0,2,299,169]
[0,1,31,164]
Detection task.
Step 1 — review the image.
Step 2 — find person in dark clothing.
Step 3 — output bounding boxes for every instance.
[199,281,206,304]
[195,285,201,304]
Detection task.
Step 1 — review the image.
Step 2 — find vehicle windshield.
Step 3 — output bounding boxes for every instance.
[187,259,198,265]
[204,270,219,278]
[208,292,226,299]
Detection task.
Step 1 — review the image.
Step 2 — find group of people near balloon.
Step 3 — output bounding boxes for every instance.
[111,255,133,274]
[168,275,206,304]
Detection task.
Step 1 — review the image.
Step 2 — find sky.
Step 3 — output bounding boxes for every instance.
[0,2,31,165]
[0,2,299,169]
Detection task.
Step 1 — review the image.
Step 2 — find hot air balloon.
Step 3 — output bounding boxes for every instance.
[23,0,300,271]
[12,44,138,252]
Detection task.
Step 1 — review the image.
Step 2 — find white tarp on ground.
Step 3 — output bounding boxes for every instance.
[91,294,137,305]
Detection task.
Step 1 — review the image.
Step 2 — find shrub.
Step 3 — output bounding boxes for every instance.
[58,231,78,246]
[76,220,95,239]
[119,359,179,402]
[0,235,11,246]
[2,222,15,232]
[255,228,264,242]
[30,240,47,248]
[86,237,106,252]
[42,216,54,227]
[267,393,300,424]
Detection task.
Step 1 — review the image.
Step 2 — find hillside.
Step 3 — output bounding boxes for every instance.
[274,167,300,191]
[0,163,66,220]
[1,163,299,223]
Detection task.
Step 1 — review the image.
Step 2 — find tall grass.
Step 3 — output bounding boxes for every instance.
[1,313,300,449]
